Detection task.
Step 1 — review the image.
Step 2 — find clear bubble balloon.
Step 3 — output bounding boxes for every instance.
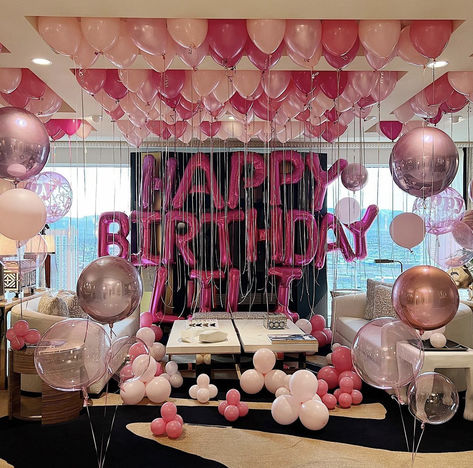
[412,187,465,235]
[408,372,459,425]
[426,232,473,269]
[34,318,111,392]
[352,318,424,390]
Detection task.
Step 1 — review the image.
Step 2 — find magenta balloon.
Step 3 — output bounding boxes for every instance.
[0,107,50,181]
[412,187,465,235]
[392,265,459,330]
[34,318,110,392]
[352,318,424,390]
[77,256,143,324]
[24,171,73,224]
[207,20,247,65]
[389,213,426,250]
[323,38,359,69]
[409,20,452,59]
[379,121,403,141]
[389,127,458,198]
[341,163,368,191]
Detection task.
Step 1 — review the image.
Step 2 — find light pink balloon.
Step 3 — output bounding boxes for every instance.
[334,197,361,225]
[119,70,148,93]
[176,39,209,69]
[299,400,330,430]
[349,71,379,98]
[38,17,82,56]
[142,36,176,72]
[394,101,415,123]
[0,189,46,240]
[289,370,318,403]
[127,18,168,55]
[71,39,99,68]
[0,68,22,94]
[247,19,286,55]
[389,213,426,250]
[94,89,119,112]
[193,70,224,97]
[240,369,265,394]
[287,44,322,69]
[285,20,322,61]
[397,26,429,66]
[121,379,146,404]
[365,48,397,70]
[358,20,401,59]
[167,18,208,49]
[448,71,473,96]
[253,348,276,374]
[104,21,139,68]
[213,76,235,103]
[232,70,262,98]
[371,71,398,102]
[271,394,300,425]
[145,376,172,403]
[264,370,287,394]
[81,17,121,52]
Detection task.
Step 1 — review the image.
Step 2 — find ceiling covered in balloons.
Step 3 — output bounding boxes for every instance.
[0,0,472,145]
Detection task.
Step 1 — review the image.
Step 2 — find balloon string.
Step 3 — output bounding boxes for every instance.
[85,401,101,468]
[412,423,425,465]
[392,393,410,452]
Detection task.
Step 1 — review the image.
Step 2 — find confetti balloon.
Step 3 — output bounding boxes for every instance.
[23,171,73,224]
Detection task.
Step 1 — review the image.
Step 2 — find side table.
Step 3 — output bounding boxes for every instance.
[8,347,83,425]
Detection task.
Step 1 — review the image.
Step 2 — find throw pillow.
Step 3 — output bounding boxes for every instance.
[38,294,69,317]
[365,279,392,320]
[372,285,397,319]
[57,290,87,319]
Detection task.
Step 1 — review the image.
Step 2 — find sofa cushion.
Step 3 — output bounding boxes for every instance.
[365,279,392,320]
[372,285,397,319]
[57,290,87,319]
[38,294,68,317]
[336,316,369,344]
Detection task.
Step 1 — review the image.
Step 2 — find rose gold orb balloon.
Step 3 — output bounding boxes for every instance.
[77,256,143,324]
[392,265,459,330]
[341,163,368,191]
[389,127,458,198]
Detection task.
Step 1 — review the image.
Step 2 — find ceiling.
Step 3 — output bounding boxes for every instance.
[1,1,473,143]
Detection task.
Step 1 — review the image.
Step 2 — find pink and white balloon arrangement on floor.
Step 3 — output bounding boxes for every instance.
[189,373,218,403]
[318,344,363,409]
[272,369,330,430]
[150,402,184,439]
[218,389,249,422]
[240,348,277,394]
[295,315,333,348]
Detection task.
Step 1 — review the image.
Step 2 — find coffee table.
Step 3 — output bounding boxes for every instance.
[233,319,318,354]
[396,341,473,420]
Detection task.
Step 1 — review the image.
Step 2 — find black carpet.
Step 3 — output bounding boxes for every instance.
[1,376,473,468]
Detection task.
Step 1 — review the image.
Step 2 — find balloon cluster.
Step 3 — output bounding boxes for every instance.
[318,345,363,409]
[218,389,249,422]
[150,402,184,439]
[6,320,41,350]
[296,315,333,348]
[189,373,218,403]
[44,119,93,141]
[420,327,447,349]
[240,348,276,394]
[271,370,329,430]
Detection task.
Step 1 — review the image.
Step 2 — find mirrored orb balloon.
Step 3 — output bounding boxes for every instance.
[77,256,143,324]
[412,187,464,235]
[408,372,459,425]
[352,318,424,390]
[341,163,368,191]
[23,171,73,224]
[0,107,50,181]
[426,232,473,269]
[390,127,458,198]
[392,265,459,330]
[34,318,111,392]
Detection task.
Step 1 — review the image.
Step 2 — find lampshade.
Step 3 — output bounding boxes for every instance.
[43,234,56,253]
[0,234,17,256]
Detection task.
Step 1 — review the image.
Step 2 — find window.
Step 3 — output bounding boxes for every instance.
[47,165,130,290]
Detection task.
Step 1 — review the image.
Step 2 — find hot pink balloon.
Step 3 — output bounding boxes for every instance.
[423,74,454,106]
[76,69,106,95]
[317,71,348,99]
[410,20,452,59]
[321,20,358,56]
[207,20,247,66]
[379,121,403,140]
[323,38,359,69]
[397,26,429,66]
[389,213,426,250]
[246,40,283,70]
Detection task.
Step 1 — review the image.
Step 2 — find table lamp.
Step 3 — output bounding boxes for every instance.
[0,235,17,300]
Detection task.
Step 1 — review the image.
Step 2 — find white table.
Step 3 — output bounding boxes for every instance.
[166,320,241,355]
[233,319,319,354]
[397,342,473,420]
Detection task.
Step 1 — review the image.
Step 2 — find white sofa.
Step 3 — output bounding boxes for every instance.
[10,295,139,394]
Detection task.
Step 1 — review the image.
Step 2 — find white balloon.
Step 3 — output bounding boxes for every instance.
[120,380,145,405]
[271,395,300,425]
[313,393,322,401]
[419,327,446,341]
[208,384,218,399]
[204,353,211,365]
[275,386,291,398]
[264,369,287,394]
[189,384,199,399]
[197,373,210,388]
[160,372,171,382]
[150,342,166,361]
[299,399,329,430]
[284,374,291,389]
[136,327,155,348]
[170,372,183,388]
[253,348,276,374]
[240,369,265,394]
[326,353,332,364]
[197,387,210,403]
[165,361,179,376]
[132,355,157,383]
[295,319,312,334]
[430,333,447,348]
[289,370,318,403]
[145,376,171,403]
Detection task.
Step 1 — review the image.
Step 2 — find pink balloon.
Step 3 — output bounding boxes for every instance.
[410,20,452,59]
[358,20,401,59]
[0,68,21,94]
[390,127,459,197]
[161,402,177,422]
[341,163,368,191]
[339,377,354,394]
[176,39,209,69]
[232,70,262,98]
[165,420,183,439]
[226,389,241,406]
[338,392,352,408]
[371,71,398,102]
[397,26,429,66]
[167,18,208,49]
[247,19,286,55]
[224,405,240,422]
[72,38,98,68]
[331,346,352,373]
[352,318,424,389]
[287,44,323,69]
[423,74,454,106]
[24,329,41,345]
[378,121,403,140]
[317,366,339,390]
[351,390,363,405]
[104,21,138,68]
[452,221,473,250]
[237,402,249,417]
[218,401,229,416]
[81,17,120,52]
[338,371,362,391]
[284,20,322,61]
[322,20,358,56]
[261,71,292,99]
[393,265,459,330]
[38,17,82,56]
[76,69,106,95]
[448,71,473,96]
[271,395,300,425]
[316,379,329,397]
[150,417,166,436]
[18,69,46,99]
[393,101,415,124]
[349,71,379,98]
[13,320,29,337]
[121,380,146,404]
[2,88,29,108]
[34,319,110,391]
[322,393,337,410]
[323,38,359,69]
[207,20,247,66]
[253,348,276,374]
[389,213,426,250]
[365,48,397,70]
[127,18,168,55]
[240,369,264,394]
[317,71,348,99]
[310,314,326,332]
